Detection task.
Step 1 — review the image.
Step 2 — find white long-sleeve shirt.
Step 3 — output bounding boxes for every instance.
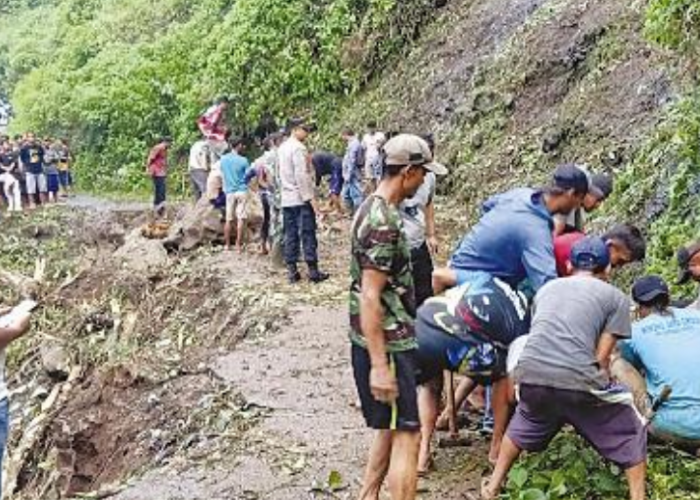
[278,137,314,208]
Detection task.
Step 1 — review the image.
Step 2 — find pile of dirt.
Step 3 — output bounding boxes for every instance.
[3,204,289,500]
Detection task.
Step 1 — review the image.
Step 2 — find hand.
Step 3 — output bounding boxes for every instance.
[426,235,439,256]
[370,363,398,403]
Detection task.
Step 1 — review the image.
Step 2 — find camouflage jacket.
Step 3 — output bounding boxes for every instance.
[349,195,417,352]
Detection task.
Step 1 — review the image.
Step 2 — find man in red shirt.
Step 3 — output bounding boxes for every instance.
[146,137,172,216]
[554,224,646,276]
[197,97,229,147]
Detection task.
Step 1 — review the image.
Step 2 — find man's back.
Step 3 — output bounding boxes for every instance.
[189,140,209,171]
[220,152,249,194]
[516,276,631,392]
[622,308,700,439]
[450,188,556,291]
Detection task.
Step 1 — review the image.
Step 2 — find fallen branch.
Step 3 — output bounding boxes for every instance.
[4,365,82,498]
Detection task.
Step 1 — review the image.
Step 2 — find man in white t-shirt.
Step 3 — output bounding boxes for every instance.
[188,139,210,201]
[361,121,386,184]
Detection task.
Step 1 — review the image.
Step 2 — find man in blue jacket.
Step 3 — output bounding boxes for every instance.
[433,164,589,295]
[427,164,588,467]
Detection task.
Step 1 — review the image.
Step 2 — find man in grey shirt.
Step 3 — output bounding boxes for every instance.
[400,134,445,307]
[482,236,647,500]
[341,128,364,214]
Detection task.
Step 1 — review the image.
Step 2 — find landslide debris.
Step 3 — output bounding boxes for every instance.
[0,206,288,499]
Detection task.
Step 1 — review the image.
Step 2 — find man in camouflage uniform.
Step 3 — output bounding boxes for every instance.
[350,134,447,500]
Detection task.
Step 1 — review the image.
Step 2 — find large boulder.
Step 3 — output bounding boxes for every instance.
[114,228,169,273]
[163,197,263,252]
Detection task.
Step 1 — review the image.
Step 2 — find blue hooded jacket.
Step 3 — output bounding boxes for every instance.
[450,188,557,292]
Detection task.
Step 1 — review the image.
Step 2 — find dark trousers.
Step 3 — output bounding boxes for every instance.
[411,242,434,307]
[261,192,271,243]
[152,176,166,207]
[283,203,318,265]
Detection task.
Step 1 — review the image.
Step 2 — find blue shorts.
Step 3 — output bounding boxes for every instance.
[46,173,60,194]
[58,170,73,187]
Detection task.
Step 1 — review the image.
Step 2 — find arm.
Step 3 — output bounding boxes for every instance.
[596,332,618,376]
[425,174,438,254]
[425,201,438,255]
[342,145,352,182]
[521,231,557,292]
[146,146,157,172]
[360,268,398,403]
[0,312,31,351]
[293,146,315,204]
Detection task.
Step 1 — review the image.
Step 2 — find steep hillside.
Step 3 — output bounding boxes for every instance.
[2,0,700,285]
[327,0,671,211]
[326,0,700,289]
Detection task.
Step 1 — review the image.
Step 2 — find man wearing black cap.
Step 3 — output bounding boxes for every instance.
[433,163,589,295]
[483,236,647,500]
[676,242,700,308]
[554,170,614,236]
[278,118,329,283]
[613,275,700,450]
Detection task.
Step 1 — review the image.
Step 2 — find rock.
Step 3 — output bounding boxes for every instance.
[542,128,567,153]
[163,197,263,253]
[40,342,70,380]
[113,228,169,273]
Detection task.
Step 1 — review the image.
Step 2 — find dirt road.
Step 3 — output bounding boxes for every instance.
[31,200,487,500]
[111,301,487,500]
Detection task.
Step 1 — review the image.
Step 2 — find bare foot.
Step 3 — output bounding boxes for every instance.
[481,478,498,500]
[417,454,434,477]
[435,413,449,431]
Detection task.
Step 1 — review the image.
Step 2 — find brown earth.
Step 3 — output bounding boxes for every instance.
[3,194,487,500]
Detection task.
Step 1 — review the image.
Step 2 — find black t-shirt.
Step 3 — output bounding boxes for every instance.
[417,271,531,348]
[20,144,44,174]
[312,151,341,179]
[0,151,17,171]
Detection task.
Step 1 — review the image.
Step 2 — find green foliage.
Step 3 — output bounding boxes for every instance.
[646,0,700,58]
[604,90,700,294]
[503,434,700,500]
[0,0,436,194]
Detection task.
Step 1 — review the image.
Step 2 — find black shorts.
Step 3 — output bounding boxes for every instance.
[351,344,420,431]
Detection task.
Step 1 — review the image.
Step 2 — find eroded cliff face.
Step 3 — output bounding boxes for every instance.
[328,0,672,219]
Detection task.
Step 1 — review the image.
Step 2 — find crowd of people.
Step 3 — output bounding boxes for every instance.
[345,136,700,500]
[146,98,397,282]
[0,132,73,212]
[135,99,700,500]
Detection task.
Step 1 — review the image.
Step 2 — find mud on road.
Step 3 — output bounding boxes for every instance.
[1,200,487,500]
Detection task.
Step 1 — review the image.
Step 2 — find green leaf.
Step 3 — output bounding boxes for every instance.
[327,470,345,492]
[518,488,547,500]
[509,466,529,489]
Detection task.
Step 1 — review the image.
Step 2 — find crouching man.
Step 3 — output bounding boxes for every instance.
[613,275,700,451]
[415,271,531,473]
[482,236,647,500]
